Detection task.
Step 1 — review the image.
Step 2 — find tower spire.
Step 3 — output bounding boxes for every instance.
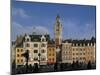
[54,15,62,47]
[56,14,60,23]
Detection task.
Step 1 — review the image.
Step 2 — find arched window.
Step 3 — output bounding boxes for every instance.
[42,38,45,41]
[41,57,46,61]
[41,36,46,42]
[41,43,46,47]
[41,49,45,53]
[26,43,30,47]
[34,57,38,61]
[27,38,29,42]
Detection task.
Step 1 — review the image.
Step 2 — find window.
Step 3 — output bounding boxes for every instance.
[52,48,54,51]
[17,54,19,57]
[49,53,51,56]
[83,53,85,55]
[34,50,38,53]
[17,59,19,63]
[17,49,19,52]
[41,57,46,61]
[41,43,46,47]
[76,53,78,55]
[26,43,30,47]
[52,58,54,61]
[34,57,38,61]
[49,58,51,61]
[41,49,45,53]
[83,57,86,60]
[80,49,82,51]
[21,59,23,62]
[21,49,23,52]
[73,53,75,55]
[49,48,51,51]
[52,53,54,56]
[27,38,29,41]
[42,39,45,41]
[80,53,82,55]
[34,44,38,47]
[21,54,23,57]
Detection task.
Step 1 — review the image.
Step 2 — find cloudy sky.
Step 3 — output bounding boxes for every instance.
[11,1,96,41]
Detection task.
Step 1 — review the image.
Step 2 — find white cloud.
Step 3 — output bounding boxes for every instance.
[12,8,30,18]
[33,26,49,35]
[62,20,95,40]
[11,22,32,41]
[11,22,49,41]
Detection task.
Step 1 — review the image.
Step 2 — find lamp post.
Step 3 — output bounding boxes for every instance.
[38,53,41,67]
[54,46,61,71]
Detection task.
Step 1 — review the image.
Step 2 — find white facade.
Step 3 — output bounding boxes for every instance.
[62,42,72,64]
[40,36,47,65]
[23,35,47,66]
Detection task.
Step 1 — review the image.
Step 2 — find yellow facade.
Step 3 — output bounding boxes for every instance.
[62,42,96,64]
[47,44,56,64]
[72,43,96,64]
[16,47,24,65]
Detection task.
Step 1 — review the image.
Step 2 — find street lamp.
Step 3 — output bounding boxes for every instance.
[38,53,41,66]
[22,50,29,72]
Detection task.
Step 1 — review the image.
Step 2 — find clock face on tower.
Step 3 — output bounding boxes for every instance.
[56,29,59,31]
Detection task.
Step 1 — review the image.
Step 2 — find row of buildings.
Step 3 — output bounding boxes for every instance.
[12,15,96,66]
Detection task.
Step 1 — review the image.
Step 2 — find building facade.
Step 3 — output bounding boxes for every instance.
[16,47,25,66]
[23,34,48,66]
[14,15,96,67]
[47,44,56,64]
[61,39,96,64]
[71,39,96,64]
[62,42,72,64]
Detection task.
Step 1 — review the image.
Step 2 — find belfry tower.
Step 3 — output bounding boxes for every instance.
[54,15,62,47]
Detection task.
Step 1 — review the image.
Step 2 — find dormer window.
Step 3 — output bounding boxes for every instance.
[42,38,45,41]
[27,38,29,42]
[41,35,46,42]
[25,35,30,42]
